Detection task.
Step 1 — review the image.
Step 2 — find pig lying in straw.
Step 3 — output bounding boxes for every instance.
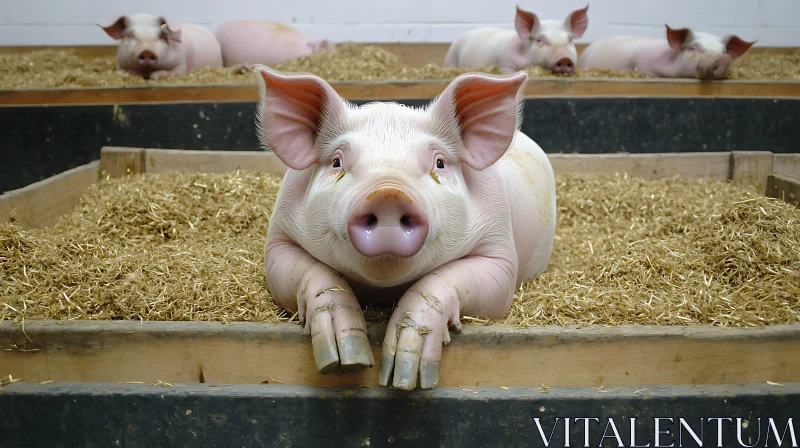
[215,20,335,68]
[255,66,556,390]
[577,25,755,79]
[99,14,223,80]
[443,4,589,73]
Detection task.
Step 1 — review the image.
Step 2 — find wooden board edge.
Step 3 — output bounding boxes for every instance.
[766,173,800,207]
[2,320,798,387]
[730,151,774,193]
[99,146,146,179]
[3,78,800,105]
[773,153,800,180]
[143,148,288,179]
[0,160,100,229]
[2,319,798,345]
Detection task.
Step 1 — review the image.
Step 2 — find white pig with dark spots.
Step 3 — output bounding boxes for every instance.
[255,66,556,390]
[577,25,756,79]
[443,4,589,74]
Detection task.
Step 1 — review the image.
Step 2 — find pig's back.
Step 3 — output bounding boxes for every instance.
[216,20,313,66]
[496,131,556,283]
[449,28,516,67]
[578,35,653,70]
[180,23,223,70]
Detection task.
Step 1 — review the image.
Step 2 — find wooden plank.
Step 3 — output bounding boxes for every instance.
[1,320,798,387]
[144,149,288,179]
[730,151,774,192]
[767,173,800,207]
[773,154,800,180]
[99,146,145,179]
[548,152,731,180]
[2,79,800,106]
[0,161,99,230]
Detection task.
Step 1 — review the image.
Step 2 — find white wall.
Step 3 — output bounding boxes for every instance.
[2,0,799,46]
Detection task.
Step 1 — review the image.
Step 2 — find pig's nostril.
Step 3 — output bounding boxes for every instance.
[365,214,378,227]
[400,214,415,228]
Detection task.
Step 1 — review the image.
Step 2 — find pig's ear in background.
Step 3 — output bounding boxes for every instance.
[431,72,528,171]
[254,65,347,170]
[565,5,589,38]
[308,39,335,53]
[98,16,128,40]
[665,25,691,50]
[515,5,539,40]
[158,17,182,42]
[724,35,756,60]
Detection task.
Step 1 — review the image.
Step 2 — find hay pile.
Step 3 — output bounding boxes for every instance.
[1,43,797,89]
[2,171,799,327]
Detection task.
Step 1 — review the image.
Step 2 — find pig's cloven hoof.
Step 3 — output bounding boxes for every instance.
[337,334,374,372]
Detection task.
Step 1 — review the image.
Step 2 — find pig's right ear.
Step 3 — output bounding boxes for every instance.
[254,65,347,170]
[98,16,128,40]
[665,25,690,50]
[515,5,539,40]
[431,71,528,171]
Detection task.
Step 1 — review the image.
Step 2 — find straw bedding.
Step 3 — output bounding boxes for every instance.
[2,170,798,328]
[1,43,798,89]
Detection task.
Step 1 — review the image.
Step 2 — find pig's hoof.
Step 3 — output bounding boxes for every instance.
[337,334,374,372]
[377,351,396,386]
[390,331,424,390]
[312,329,340,374]
[419,360,441,389]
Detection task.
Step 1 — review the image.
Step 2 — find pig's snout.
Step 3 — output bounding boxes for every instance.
[137,50,158,67]
[707,54,732,79]
[551,57,575,73]
[347,186,429,258]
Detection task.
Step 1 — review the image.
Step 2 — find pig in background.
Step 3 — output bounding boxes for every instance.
[577,25,756,79]
[254,66,556,390]
[99,14,223,80]
[443,4,589,74]
[215,20,335,68]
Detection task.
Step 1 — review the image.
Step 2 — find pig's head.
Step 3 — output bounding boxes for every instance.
[514,4,589,73]
[255,66,528,287]
[665,25,756,79]
[98,14,183,79]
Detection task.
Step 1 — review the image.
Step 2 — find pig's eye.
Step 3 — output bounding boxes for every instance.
[332,157,341,168]
[436,158,445,169]
[534,37,545,44]
[687,46,699,52]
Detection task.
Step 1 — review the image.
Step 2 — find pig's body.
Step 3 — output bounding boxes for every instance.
[254,66,555,390]
[578,27,756,79]
[100,14,222,80]
[215,20,334,67]
[443,5,588,73]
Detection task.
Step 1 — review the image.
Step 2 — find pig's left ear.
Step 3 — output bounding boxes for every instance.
[565,5,589,38]
[158,17,182,42]
[98,16,127,40]
[431,72,528,171]
[724,35,756,60]
[254,65,348,170]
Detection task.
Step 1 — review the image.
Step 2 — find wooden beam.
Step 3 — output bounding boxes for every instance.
[2,79,800,106]
[144,148,288,179]
[1,320,798,387]
[99,146,145,179]
[730,151,774,192]
[766,173,800,207]
[548,152,731,180]
[0,161,99,230]
[773,154,800,180]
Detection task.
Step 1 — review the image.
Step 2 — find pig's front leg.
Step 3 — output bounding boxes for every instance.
[378,250,516,390]
[265,237,374,373]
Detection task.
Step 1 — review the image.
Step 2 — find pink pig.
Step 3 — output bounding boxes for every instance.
[255,66,556,390]
[577,25,756,79]
[215,20,335,68]
[99,14,223,80]
[443,4,589,73]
